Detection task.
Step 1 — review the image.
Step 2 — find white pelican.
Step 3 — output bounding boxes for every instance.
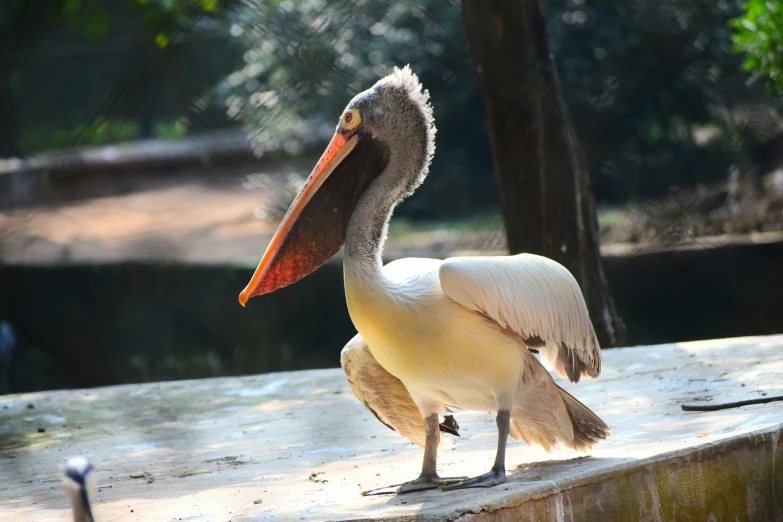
[240,66,610,493]
[63,456,96,522]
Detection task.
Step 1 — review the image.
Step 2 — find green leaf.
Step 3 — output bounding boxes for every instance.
[62,0,82,16]
[82,9,112,39]
[155,33,170,48]
[7,71,22,95]
[728,0,783,96]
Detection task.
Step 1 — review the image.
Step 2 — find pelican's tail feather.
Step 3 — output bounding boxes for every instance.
[508,354,610,453]
[557,385,610,451]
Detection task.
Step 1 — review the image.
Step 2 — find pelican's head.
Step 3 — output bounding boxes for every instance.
[341,66,435,196]
[239,66,435,304]
[63,456,96,522]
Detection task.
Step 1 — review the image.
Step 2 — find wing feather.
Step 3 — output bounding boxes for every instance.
[340,333,459,446]
[439,254,602,382]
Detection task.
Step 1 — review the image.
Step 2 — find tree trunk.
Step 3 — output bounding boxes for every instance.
[462,0,626,347]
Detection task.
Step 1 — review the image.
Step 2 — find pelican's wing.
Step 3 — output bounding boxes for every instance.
[340,333,459,447]
[439,254,602,383]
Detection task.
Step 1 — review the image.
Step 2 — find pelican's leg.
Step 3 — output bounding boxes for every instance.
[440,409,509,491]
[362,414,466,496]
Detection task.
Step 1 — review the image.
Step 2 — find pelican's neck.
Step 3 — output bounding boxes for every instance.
[67,490,94,522]
[344,149,423,281]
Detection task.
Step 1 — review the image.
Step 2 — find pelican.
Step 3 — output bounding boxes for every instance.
[63,456,96,522]
[240,66,610,493]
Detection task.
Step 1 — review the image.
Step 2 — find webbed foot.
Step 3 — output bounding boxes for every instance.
[361,473,468,496]
[439,466,505,491]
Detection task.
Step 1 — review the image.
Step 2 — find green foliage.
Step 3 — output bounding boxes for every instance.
[18,119,140,155]
[128,0,237,47]
[3,0,237,45]
[0,0,243,155]
[60,0,113,40]
[153,118,190,139]
[222,0,470,153]
[221,0,497,218]
[220,0,774,208]
[546,0,769,201]
[0,0,112,41]
[730,0,783,96]
[3,0,779,209]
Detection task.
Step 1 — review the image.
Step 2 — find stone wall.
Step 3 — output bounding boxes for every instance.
[0,238,781,392]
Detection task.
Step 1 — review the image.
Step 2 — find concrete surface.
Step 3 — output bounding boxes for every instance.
[0,131,253,210]
[1,335,782,521]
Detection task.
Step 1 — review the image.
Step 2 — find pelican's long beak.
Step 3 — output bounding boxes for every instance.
[239,130,389,305]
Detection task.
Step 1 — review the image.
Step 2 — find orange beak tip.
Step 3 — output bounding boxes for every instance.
[238,290,249,307]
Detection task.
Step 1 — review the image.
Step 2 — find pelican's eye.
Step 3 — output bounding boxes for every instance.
[341,109,361,130]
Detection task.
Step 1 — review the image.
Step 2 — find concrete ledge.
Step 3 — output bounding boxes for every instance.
[0,131,252,177]
[0,132,255,209]
[1,335,782,520]
[473,426,781,522]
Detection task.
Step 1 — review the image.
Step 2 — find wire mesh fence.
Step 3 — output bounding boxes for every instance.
[0,0,782,265]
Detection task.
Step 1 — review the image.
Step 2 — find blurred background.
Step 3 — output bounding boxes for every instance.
[0,0,781,393]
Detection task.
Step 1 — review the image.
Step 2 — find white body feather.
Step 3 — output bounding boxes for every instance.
[439,254,602,380]
[341,254,607,451]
